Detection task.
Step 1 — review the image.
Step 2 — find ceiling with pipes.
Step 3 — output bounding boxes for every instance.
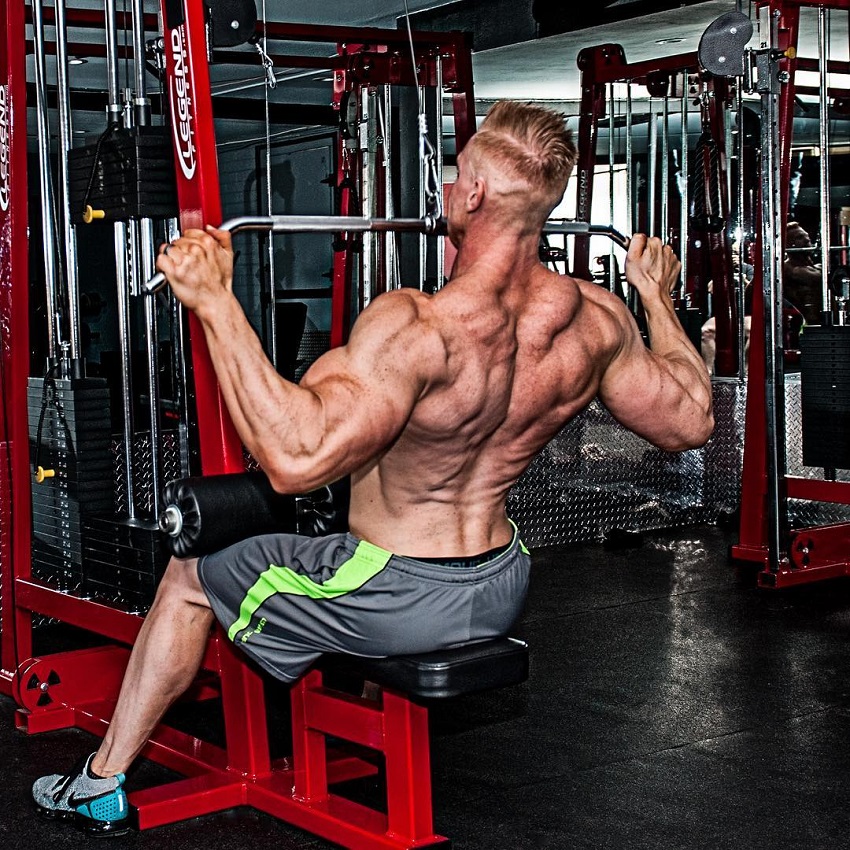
[27,0,850,141]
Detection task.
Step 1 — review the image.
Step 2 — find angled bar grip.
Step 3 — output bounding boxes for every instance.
[143,214,444,295]
[543,220,631,252]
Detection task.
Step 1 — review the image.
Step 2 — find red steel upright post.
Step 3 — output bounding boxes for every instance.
[159,0,270,776]
[446,31,476,152]
[329,32,477,348]
[572,42,738,365]
[574,44,618,281]
[161,0,243,474]
[0,0,32,690]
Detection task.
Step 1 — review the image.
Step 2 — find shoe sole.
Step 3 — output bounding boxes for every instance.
[77,818,131,839]
[34,803,74,822]
[35,803,130,837]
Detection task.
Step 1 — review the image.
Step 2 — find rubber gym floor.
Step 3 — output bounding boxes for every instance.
[2,523,850,849]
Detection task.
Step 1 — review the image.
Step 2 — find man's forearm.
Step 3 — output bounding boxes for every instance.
[196,294,324,487]
[643,297,713,415]
[644,296,703,364]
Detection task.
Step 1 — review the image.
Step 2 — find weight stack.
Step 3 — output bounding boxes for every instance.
[800,326,850,469]
[81,516,168,611]
[112,429,183,517]
[27,376,114,590]
[68,126,178,223]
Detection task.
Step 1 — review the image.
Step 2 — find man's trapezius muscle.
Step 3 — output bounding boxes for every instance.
[32,100,714,835]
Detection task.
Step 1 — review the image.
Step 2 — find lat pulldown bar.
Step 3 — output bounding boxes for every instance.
[143,215,630,294]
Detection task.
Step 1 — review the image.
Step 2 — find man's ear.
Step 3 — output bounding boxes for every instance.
[466,177,484,213]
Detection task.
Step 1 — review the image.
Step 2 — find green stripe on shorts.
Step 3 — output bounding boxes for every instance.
[226,539,392,642]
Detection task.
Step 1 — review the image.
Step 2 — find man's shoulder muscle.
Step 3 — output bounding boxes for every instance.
[547,276,630,361]
[307,288,445,389]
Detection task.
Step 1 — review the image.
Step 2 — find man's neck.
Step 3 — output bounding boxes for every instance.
[452,225,541,283]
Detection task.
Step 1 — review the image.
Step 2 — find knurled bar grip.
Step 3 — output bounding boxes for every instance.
[143,215,630,294]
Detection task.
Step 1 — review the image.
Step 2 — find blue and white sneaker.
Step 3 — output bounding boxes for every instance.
[32,752,130,837]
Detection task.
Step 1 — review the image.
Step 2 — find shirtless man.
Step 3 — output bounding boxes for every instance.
[32,100,714,836]
[783,221,823,326]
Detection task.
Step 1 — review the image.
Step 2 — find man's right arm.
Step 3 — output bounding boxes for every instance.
[156,227,445,494]
[596,235,714,451]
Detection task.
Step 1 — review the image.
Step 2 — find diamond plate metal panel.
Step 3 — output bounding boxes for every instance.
[508,381,745,548]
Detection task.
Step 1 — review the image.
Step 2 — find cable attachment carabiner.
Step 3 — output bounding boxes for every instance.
[252,38,277,89]
[418,113,442,221]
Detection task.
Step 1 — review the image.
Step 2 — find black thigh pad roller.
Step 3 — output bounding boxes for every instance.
[160,472,351,558]
[160,472,297,558]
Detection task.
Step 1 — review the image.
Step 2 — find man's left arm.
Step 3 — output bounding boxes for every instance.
[156,227,441,492]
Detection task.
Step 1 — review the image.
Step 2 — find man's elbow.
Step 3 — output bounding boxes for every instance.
[256,452,316,494]
[664,410,715,452]
[689,412,715,449]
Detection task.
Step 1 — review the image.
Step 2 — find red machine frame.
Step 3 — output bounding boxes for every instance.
[0,0,32,694]
[574,44,740,376]
[731,0,850,588]
[2,4,475,847]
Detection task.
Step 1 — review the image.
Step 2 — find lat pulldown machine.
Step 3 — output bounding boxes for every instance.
[0,1,531,846]
[701,0,850,587]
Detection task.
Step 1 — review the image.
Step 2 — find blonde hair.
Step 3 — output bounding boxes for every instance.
[467,100,576,217]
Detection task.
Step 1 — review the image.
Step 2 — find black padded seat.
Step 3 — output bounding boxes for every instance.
[320,637,529,699]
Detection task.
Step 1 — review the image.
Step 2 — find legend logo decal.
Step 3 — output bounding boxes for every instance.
[169,28,196,180]
[0,85,10,212]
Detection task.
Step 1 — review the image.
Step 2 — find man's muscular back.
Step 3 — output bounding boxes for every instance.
[344,262,662,558]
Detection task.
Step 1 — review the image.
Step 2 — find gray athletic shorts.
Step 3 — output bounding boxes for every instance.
[197,522,531,683]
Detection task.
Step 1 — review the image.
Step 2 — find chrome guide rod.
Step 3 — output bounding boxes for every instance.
[55,0,81,363]
[130,0,161,519]
[144,216,630,294]
[361,88,377,309]
[625,84,634,235]
[105,0,135,516]
[818,6,832,318]
[380,86,397,290]
[104,0,122,116]
[626,84,638,314]
[735,77,746,376]
[260,5,277,371]
[680,76,689,302]
[661,95,670,244]
[608,83,616,293]
[130,0,150,125]
[757,6,788,569]
[648,106,658,236]
[435,55,445,291]
[418,84,427,291]
[31,0,60,360]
